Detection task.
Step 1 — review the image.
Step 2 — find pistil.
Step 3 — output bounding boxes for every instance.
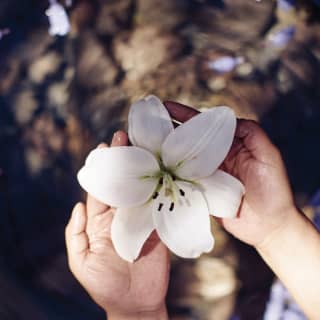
[147,162,192,211]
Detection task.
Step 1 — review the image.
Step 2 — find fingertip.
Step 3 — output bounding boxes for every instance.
[66,202,85,241]
[73,201,85,211]
[235,119,265,140]
[163,101,199,123]
[72,202,85,216]
[70,202,86,230]
[235,119,279,163]
[97,142,108,149]
[111,130,128,147]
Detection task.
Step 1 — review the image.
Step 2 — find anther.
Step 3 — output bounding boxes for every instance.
[159,177,163,185]
[179,189,185,197]
[172,176,176,181]
[158,203,163,211]
[153,192,159,199]
[169,202,174,211]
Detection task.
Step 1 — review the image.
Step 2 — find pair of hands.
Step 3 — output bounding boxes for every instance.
[65,101,295,319]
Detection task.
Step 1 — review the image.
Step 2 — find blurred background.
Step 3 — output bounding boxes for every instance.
[0,0,320,319]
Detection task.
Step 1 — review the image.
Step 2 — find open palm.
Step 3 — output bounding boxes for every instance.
[65,132,169,318]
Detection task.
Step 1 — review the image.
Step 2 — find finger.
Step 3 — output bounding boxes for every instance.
[86,143,110,216]
[86,131,129,216]
[163,101,199,123]
[111,130,128,147]
[235,120,281,164]
[65,202,88,271]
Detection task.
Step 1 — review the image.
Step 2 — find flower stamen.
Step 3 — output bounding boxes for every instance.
[158,203,163,211]
[169,202,174,211]
[179,189,185,197]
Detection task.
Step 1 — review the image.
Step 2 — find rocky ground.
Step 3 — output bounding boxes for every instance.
[0,0,320,319]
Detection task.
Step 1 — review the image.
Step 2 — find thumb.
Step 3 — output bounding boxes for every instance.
[65,202,88,274]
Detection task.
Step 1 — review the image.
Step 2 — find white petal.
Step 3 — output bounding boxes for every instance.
[77,146,159,208]
[111,204,154,262]
[152,182,214,258]
[46,2,70,36]
[199,170,245,218]
[162,107,236,179]
[128,95,174,155]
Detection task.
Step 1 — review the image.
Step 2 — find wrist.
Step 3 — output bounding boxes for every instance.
[107,303,168,320]
[255,206,320,320]
[256,206,309,257]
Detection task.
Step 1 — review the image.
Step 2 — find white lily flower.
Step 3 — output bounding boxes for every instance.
[78,95,245,262]
[46,0,70,36]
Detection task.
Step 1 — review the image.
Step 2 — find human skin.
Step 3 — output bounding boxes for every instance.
[164,101,320,320]
[66,101,320,319]
[65,133,169,320]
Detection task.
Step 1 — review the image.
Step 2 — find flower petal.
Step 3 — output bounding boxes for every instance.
[128,95,174,155]
[78,146,159,208]
[198,170,245,218]
[111,204,154,262]
[162,107,236,179]
[152,182,214,258]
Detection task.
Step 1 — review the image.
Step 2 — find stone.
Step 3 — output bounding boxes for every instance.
[17,29,54,63]
[135,0,188,31]
[123,56,205,108]
[0,57,20,94]
[28,51,62,84]
[76,32,118,89]
[47,82,69,107]
[95,0,132,36]
[70,0,95,35]
[194,257,237,301]
[113,26,183,81]
[81,87,128,142]
[23,112,65,174]
[187,0,274,52]
[13,90,38,126]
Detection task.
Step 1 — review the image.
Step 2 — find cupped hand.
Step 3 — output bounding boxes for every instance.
[65,132,169,320]
[164,101,296,248]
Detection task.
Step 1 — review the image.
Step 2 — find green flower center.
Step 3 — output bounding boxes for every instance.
[141,157,197,211]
